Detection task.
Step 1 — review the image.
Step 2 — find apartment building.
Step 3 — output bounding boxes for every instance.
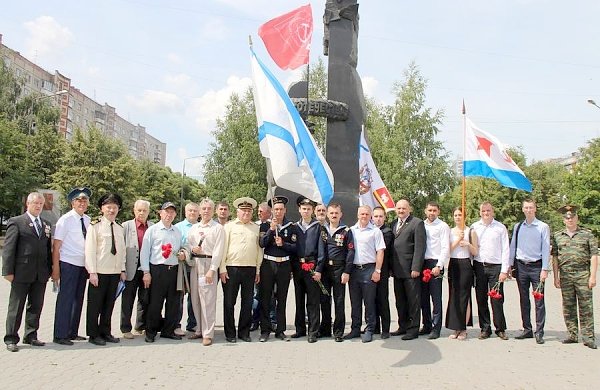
[0,34,166,165]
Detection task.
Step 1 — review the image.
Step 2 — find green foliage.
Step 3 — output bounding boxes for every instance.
[203,90,267,205]
[367,62,454,214]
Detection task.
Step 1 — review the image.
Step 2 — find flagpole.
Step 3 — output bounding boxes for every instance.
[461,99,467,230]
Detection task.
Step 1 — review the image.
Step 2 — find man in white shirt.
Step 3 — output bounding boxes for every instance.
[471,202,510,340]
[421,201,450,340]
[345,205,385,343]
[52,187,92,346]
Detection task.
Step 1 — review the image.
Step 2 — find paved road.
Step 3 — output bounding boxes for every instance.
[0,252,598,389]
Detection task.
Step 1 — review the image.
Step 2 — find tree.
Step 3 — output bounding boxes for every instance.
[203,90,267,204]
[565,138,600,236]
[51,127,138,217]
[368,62,454,213]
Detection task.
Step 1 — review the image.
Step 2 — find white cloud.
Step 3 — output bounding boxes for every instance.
[127,90,184,113]
[167,52,183,65]
[24,16,73,58]
[164,73,196,95]
[188,75,252,135]
[200,18,229,41]
[361,76,379,98]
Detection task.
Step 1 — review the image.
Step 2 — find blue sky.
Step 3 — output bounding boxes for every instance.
[2,0,599,179]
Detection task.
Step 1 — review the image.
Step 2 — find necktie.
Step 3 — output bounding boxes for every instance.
[80,217,87,239]
[110,222,117,255]
[397,219,404,234]
[35,218,42,237]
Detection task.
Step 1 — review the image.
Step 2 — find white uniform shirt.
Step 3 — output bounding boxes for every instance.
[351,222,386,265]
[54,209,91,267]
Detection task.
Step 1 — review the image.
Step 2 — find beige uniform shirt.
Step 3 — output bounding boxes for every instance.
[220,218,263,274]
[84,217,126,274]
[187,219,225,272]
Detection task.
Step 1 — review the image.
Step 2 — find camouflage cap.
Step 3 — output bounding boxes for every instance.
[558,205,578,218]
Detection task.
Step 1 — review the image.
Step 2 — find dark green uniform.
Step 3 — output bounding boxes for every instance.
[551,228,598,342]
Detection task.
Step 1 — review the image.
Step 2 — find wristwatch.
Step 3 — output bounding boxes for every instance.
[375,268,381,274]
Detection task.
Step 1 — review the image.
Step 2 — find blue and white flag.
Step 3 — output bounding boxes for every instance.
[464,117,532,192]
[250,49,334,204]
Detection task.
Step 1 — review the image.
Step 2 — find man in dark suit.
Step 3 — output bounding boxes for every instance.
[2,192,52,352]
[390,199,426,340]
[372,206,393,339]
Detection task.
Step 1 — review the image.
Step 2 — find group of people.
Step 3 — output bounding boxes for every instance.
[2,188,597,353]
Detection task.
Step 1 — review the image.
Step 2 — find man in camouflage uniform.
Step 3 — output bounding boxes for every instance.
[551,205,598,349]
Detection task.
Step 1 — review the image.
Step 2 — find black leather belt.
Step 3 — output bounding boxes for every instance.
[191,254,212,258]
[354,263,375,270]
[299,256,315,263]
[516,259,541,265]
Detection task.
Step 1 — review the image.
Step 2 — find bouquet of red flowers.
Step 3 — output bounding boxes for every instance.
[487,281,503,300]
[161,243,173,259]
[422,269,432,283]
[301,262,329,296]
[532,281,544,301]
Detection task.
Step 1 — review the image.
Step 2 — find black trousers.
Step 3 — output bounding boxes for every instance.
[120,270,149,333]
[291,261,320,336]
[4,280,46,344]
[473,262,506,333]
[86,273,120,338]
[349,264,377,333]
[146,264,180,337]
[421,259,444,333]
[374,276,391,334]
[259,260,291,334]
[320,264,346,337]
[516,260,545,335]
[393,276,421,337]
[445,258,473,331]
[222,266,256,339]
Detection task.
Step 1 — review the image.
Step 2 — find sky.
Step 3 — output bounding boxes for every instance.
[2,0,599,180]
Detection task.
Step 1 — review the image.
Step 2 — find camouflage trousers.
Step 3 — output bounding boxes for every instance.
[559,269,595,342]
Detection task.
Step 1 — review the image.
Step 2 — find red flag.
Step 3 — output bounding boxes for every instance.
[258,4,313,70]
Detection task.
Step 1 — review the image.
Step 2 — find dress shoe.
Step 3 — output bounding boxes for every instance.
[226,337,237,343]
[428,331,440,340]
[103,335,120,343]
[583,341,597,350]
[535,334,545,344]
[515,331,534,340]
[6,343,19,352]
[249,323,259,332]
[188,333,202,340]
[307,335,317,343]
[562,338,578,344]
[202,338,213,346]
[122,332,134,339]
[334,336,344,342]
[478,331,491,340]
[145,335,155,343]
[291,332,306,339]
[89,337,106,346]
[53,338,74,346]
[381,332,390,340]
[133,329,145,336]
[259,333,269,342]
[275,332,288,341]
[390,329,406,336]
[401,333,418,341]
[496,331,509,340]
[174,328,186,336]
[160,333,182,340]
[361,332,373,343]
[343,331,360,340]
[239,336,252,342]
[418,327,432,336]
[70,335,86,341]
[23,339,45,347]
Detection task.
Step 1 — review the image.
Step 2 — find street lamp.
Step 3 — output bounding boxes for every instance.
[29,89,69,134]
[180,155,204,220]
[587,99,600,110]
